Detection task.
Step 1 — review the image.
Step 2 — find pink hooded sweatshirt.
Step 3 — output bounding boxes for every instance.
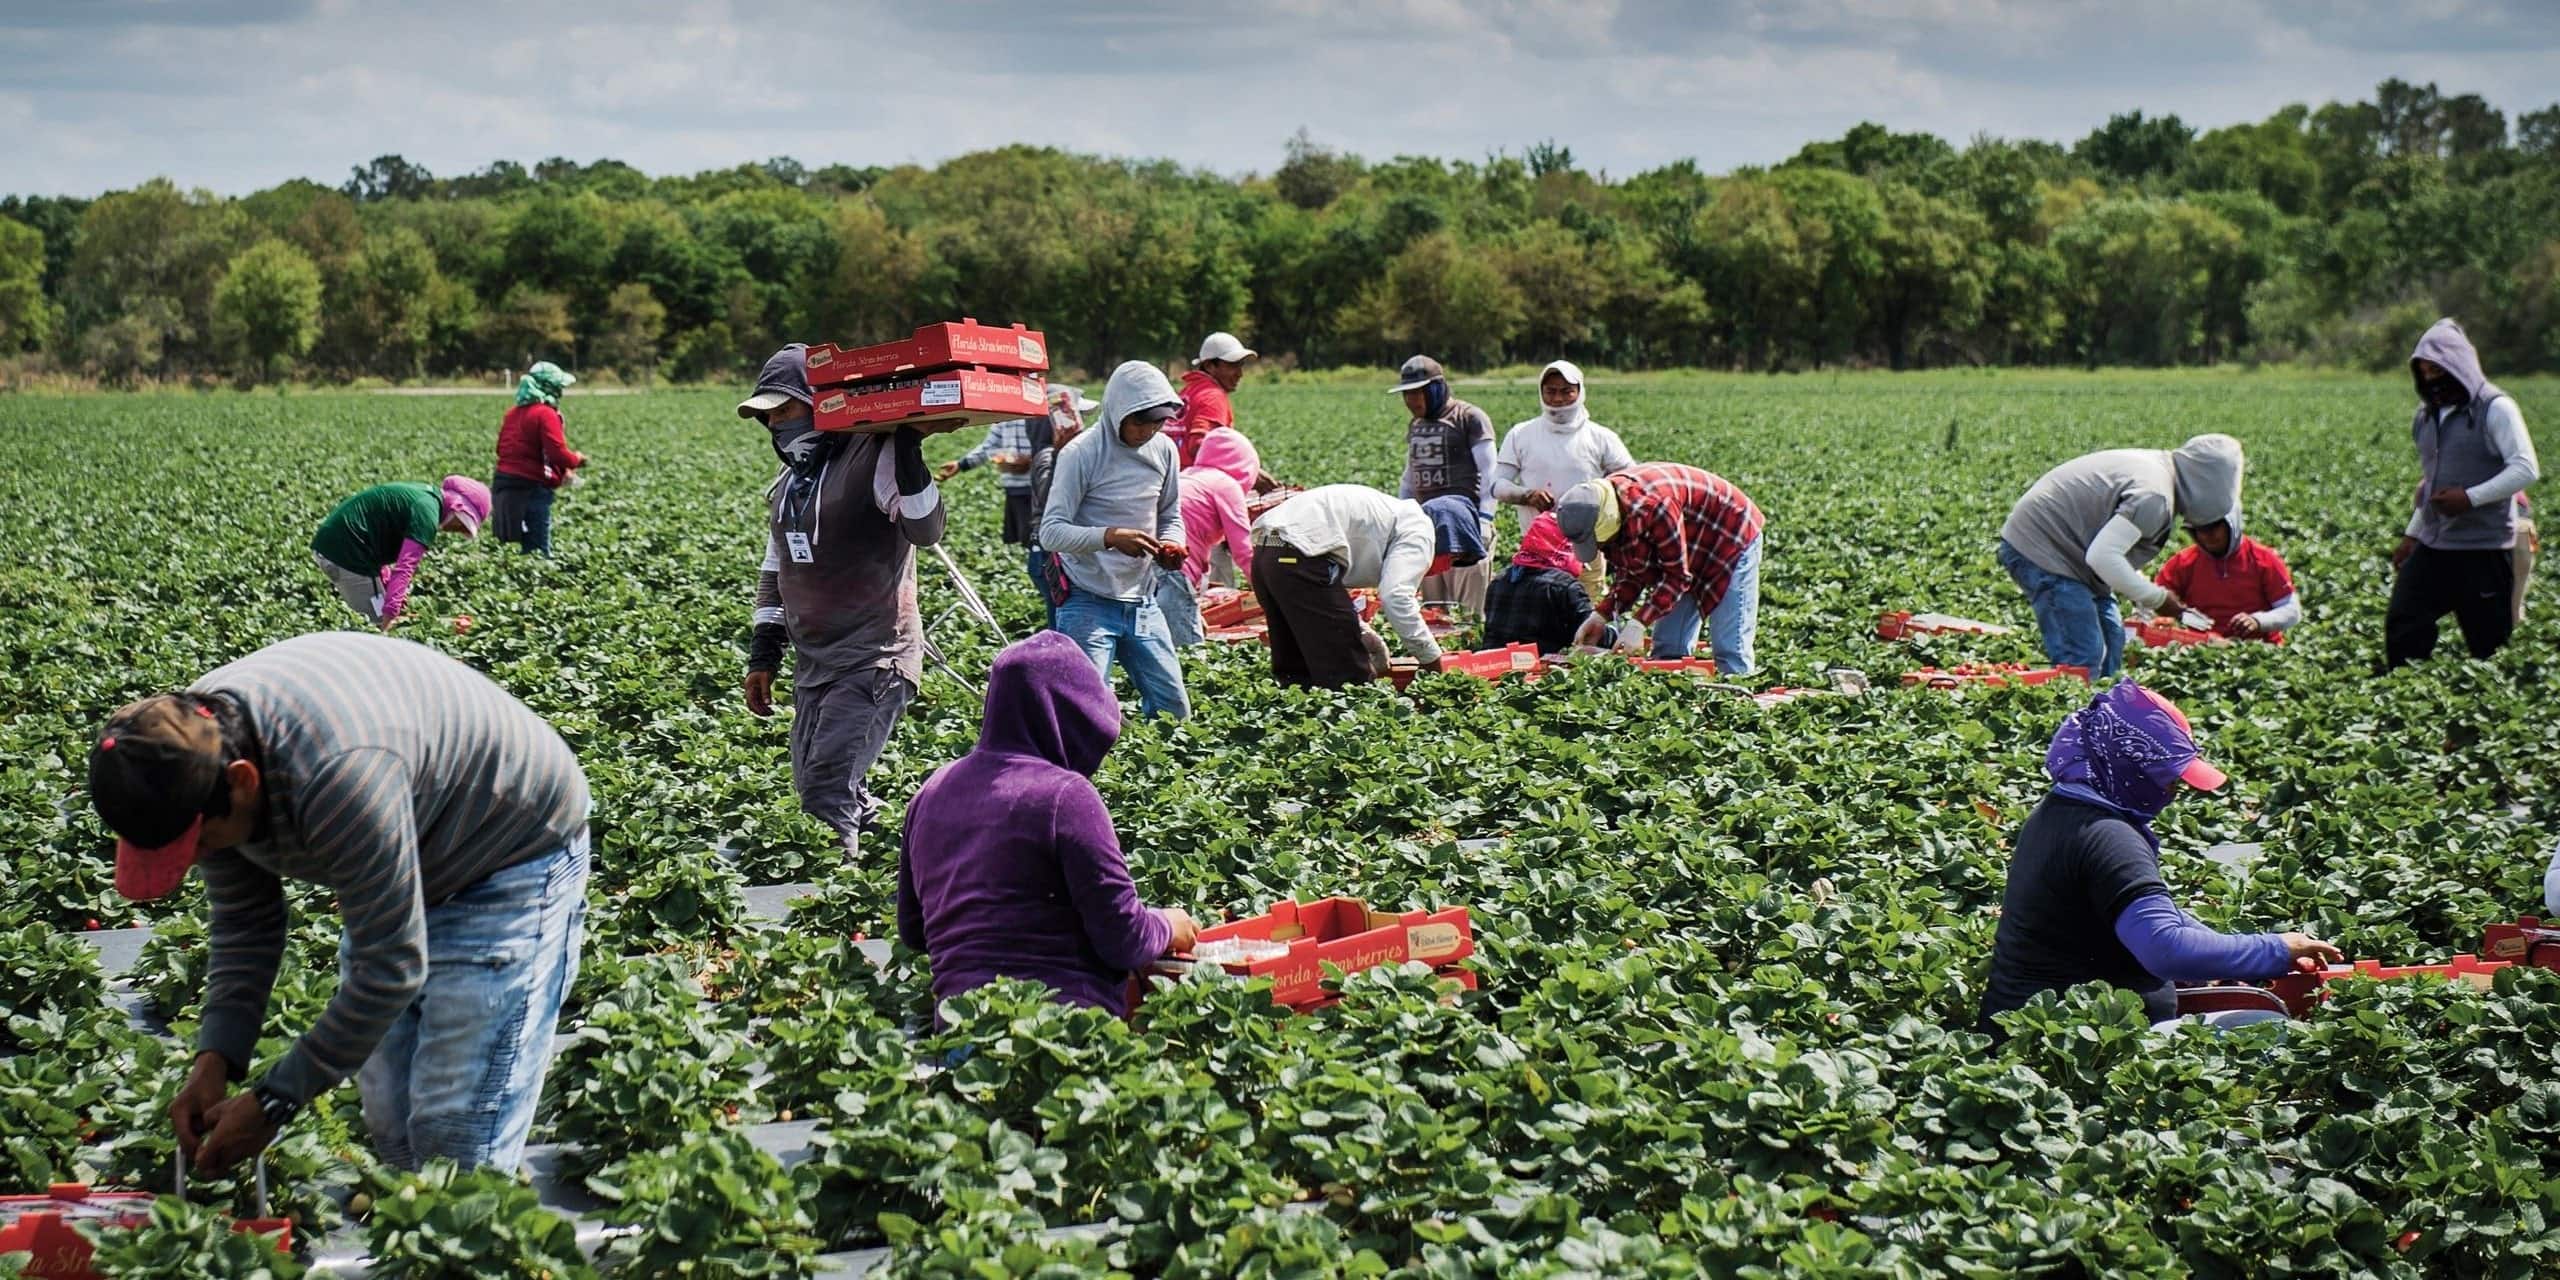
[1177,430,1259,586]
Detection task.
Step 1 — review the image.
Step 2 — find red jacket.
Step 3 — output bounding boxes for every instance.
[496,403,583,487]
[2153,536,2294,641]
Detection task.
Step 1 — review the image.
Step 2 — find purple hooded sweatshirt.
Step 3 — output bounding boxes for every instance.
[897,630,1173,1015]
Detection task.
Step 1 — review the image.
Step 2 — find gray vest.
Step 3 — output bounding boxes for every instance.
[2412,387,2516,550]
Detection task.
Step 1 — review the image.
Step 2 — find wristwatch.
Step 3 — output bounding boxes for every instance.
[249,1082,302,1130]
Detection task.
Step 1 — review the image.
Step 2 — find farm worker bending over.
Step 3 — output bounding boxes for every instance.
[936,412,1040,547]
[311,476,488,631]
[899,631,1199,1017]
[738,344,945,856]
[2150,515,2299,642]
[1249,486,1487,689]
[87,633,593,1174]
[490,360,584,555]
[1560,463,1767,676]
[1997,434,2245,678]
[1494,360,1633,601]
[1483,512,1609,655]
[1039,360,1192,720]
[1170,331,1267,478]
[1393,355,1500,617]
[1025,385,1097,628]
[1978,682,2339,1038]
[2387,318,2540,669]
[1157,430,1259,649]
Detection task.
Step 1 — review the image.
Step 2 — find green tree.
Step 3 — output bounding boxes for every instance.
[1333,230,1524,368]
[1866,183,1990,369]
[211,239,324,380]
[2075,111,2196,185]
[597,282,667,383]
[60,178,246,377]
[0,215,54,352]
[485,286,576,369]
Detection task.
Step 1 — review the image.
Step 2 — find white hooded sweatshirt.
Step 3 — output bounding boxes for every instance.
[1494,361,1635,506]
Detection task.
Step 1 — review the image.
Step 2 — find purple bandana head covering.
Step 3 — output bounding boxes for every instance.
[2046,682,2226,829]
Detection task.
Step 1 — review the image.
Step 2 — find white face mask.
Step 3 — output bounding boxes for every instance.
[1542,394,1583,426]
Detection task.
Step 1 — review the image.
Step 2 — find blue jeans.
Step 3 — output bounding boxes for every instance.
[1054,586,1190,719]
[1647,533,1762,675]
[345,831,590,1172]
[1155,570,1205,648]
[1998,539,2124,676]
[492,476,554,556]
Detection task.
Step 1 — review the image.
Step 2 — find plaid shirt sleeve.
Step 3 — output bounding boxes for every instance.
[1680,473,1763,619]
[1596,468,1762,626]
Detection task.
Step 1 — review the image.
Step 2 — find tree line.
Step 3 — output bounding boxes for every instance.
[1,78,2555,387]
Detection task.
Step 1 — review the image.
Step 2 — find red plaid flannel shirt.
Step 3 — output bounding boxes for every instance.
[1594,464,1764,626]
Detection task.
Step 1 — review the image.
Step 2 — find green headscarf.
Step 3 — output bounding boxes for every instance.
[515,360,576,407]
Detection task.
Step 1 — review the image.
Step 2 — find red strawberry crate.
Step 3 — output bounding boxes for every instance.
[1245,486,1303,520]
[1,1183,291,1279]
[2266,954,2513,1016]
[2483,917,2560,969]
[1198,586,1261,628]
[812,368,1049,436]
[1187,897,1475,1009]
[1900,663,2088,689]
[1876,610,2012,640]
[1390,643,1542,689]
[2125,617,2225,647]
[1634,656,1719,677]
[804,319,1048,388]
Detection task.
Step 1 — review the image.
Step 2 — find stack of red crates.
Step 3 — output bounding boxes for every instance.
[0,1186,290,1279]
[1173,897,1476,1011]
[804,319,1050,436]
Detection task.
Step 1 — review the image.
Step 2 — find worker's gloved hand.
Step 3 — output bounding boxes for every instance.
[1612,622,1646,654]
[892,427,933,497]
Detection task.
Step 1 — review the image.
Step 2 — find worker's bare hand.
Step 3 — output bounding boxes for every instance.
[2222,612,2263,639]
[994,455,1031,475]
[2282,933,2344,968]
[2430,485,2474,515]
[1571,614,1610,650]
[2392,535,2419,569]
[171,1052,230,1162]
[2153,588,2187,618]
[1524,488,1556,511]
[934,461,962,482]
[1151,543,1188,568]
[744,671,775,719]
[193,1093,280,1173]
[1104,527,1160,557]
[1160,907,1199,955]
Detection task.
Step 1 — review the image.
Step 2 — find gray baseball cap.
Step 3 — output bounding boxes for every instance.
[737,344,813,418]
[1389,355,1445,393]
[1551,478,1612,564]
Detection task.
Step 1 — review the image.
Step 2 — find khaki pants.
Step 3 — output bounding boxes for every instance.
[2516,517,2538,626]
[314,552,384,623]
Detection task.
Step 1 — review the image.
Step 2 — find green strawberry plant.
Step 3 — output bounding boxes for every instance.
[360,1160,596,1280]
[80,1196,301,1280]
[589,1127,822,1279]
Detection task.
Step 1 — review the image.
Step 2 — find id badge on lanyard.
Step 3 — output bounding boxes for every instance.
[785,531,814,563]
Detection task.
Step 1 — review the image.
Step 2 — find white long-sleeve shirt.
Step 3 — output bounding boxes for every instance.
[1493,416,1635,506]
[2407,397,2539,538]
[1250,484,1442,664]
[2086,515,2172,614]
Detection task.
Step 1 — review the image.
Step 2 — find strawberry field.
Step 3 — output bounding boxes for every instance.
[4,370,2559,1277]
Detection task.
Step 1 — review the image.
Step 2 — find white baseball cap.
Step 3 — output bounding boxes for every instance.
[1192,332,1257,366]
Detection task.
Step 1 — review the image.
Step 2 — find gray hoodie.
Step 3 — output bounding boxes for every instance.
[2407,318,2538,550]
[2002,434,2245,604]
[1038,361,1185,601]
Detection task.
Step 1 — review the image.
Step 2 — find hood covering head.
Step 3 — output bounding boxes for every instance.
[1189,426,1260,489]
[2410,317,2495,409]
[440,475,490,537]
[1098,360,1181,440]
[2192,509,2245,558]
[2170,434,2244,529]
[978,631,1121,776]
[515,360,575,407]
[2045,682,2227,836]
[1420,495,1487,566]
[1538,360,1588,432]
[1511,511,1584,577]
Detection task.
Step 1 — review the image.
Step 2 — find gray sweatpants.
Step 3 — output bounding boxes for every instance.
[314,551,384,623]
[788,667,915,854]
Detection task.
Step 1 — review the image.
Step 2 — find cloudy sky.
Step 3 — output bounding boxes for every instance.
[4,0,2557,197]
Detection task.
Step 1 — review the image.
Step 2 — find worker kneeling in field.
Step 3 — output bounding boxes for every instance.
[1998,434,2245,677]
[2149,512,2299,642]
[1483,512,1609,655]
[88,633,594,1174]
[1559,463,1766,675]
[1249,486,1486,688]
[1977,681,2339,1040]
[311,476,489,631]
[739,344,945,857]
[899,631,1198,1017]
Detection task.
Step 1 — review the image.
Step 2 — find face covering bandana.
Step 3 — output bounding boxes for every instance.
[1543,391,1584,428]
[768,418,837,471]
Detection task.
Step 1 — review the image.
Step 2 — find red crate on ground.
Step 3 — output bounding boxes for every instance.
[1198,586,1261,628]
[1634,656,1719,677]
[1876,610,2013,640]
[1900,663,2089,689]
[1246,486,1303,520]
[2484,917,2560,969]
[0,1186,291,1279]
[804,319,1048,387]
[2125,617,2225,647]
[812,368,1049,436]
[1187,897,1475,1008]
[1388,643,1542,689]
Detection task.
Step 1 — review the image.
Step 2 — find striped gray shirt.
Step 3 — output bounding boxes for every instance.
[189,633,590,1104]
